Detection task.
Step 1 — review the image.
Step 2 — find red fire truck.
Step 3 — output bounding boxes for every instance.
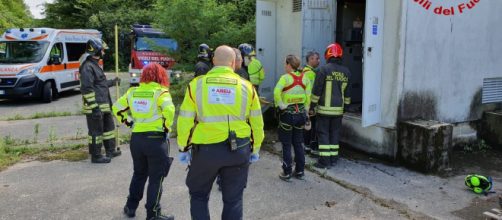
[129,24,177,86]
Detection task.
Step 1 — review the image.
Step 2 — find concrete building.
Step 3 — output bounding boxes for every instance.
[256,0,502,170]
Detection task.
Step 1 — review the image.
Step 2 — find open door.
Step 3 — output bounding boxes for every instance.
[256,0,277,106]
[301,0,336,66]
[362,0,384,127]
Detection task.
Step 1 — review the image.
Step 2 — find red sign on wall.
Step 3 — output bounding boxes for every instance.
[413,0,481,16]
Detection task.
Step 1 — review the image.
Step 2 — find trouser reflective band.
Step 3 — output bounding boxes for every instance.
[88,135,103,144]
[319,144,331,156]
[102,131,115,140]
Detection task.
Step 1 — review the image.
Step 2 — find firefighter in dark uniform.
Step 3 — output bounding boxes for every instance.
[80,38,121,163]
[194,43,213,77]
[113,63,176,220]
[311,43,351,168]
[177,46,264,220]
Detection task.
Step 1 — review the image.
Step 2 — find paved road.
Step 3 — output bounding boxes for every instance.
[0,143,407,220]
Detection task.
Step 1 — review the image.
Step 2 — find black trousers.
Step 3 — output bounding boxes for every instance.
[126,132,171,219]
[186,140,251,220]
[278,111,306,174]
[304,115,318,153]
[85,112,115,155]
[316,115,342,166]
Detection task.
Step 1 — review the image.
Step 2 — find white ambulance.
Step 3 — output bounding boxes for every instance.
[0,28,102,102]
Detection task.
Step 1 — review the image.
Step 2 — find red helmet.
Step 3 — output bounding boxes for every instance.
[324,43,343,60]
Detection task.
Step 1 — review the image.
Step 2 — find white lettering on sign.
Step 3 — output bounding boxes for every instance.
[208,86,236,105]
[132,99,151,113]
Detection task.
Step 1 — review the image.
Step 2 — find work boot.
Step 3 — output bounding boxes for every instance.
[304,145,311,155]
[106,147,122,158]
[91,144,111,163]
[104,139,122,158]
[314,157,330,169]
[294,171,305,180]
[91,155,111,163]
[330,156,339,166]
[310,150,319,158]
[149,214,174,220]
[279,172,292,182]
[123,205,136,218]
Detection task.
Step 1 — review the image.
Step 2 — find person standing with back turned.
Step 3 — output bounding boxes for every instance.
[274,55,311,181]
[311,43,352,169]
[177,45,264,220]
[113,63,176,220]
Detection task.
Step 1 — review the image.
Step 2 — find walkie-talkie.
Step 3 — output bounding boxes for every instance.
[228,115,238,151]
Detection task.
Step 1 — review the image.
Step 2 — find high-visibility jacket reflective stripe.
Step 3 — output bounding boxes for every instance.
[177,66,264,153]
[112,82,175,133]
[273,71,311,110]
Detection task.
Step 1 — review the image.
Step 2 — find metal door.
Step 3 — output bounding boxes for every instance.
[256,0,277,104]
[301,0,336,66]
[362,0,384,127]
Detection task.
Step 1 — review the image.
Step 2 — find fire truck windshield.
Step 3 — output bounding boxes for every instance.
[135,37,178,52]
[0,41,49,64]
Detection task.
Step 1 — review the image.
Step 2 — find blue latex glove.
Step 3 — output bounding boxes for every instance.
[249,153,259,163]
[178,151,191,165]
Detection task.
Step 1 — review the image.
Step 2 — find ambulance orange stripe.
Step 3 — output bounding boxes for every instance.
[39,62,81,74]
[5,35,16,40]
[30,34,49,40]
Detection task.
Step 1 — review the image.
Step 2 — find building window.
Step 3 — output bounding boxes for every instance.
[293,0,302,12]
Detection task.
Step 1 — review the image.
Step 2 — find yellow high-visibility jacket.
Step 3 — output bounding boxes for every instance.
[248,58,265,86]
[302,65,316,87]
[274,71,312,110]
[112,82,175,133]
[177,66,265,153]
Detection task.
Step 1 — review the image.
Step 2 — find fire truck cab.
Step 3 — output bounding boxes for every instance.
[129,24,177,86]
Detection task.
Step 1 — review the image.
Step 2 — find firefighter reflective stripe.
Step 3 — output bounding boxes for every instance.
[88,135,103,144]
[342,82,350,105]
[316,106,344,115]
[83,92,96,101]
[99,103,111,112]
[331,145,339,156]
[86,103,98,109]
[325,80,332,107]
[318,144,330,156]
[311,95,320,104]
[344,97,351,105]
[103,131,115,140]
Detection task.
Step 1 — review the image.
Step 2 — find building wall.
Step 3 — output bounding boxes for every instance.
[275,0,302,76]
[400,0,502,124]
[379,0,403,128]
[341,0,403,158]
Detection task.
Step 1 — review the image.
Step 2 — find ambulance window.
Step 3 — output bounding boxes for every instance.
[50,43,64,61]
[66,43,87,61]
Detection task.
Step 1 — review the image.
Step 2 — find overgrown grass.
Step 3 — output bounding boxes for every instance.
[0,138,88,171]
[6,111,80,121]
[462,139,492,153]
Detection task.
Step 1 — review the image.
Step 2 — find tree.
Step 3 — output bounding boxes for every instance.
[155,0,256,64]
[0,0,32,32]
[39,0,156,70]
